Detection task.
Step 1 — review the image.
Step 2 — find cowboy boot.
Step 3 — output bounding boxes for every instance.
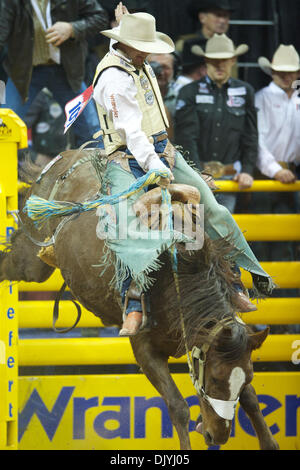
[119,281,148,336]
[230,264,257,312]
[234,291,257,313]
[119,311,143,336]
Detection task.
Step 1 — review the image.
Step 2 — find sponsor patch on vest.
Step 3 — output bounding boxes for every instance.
[110,94,119,118]
[227,96,245,107]
[49,102,62,118]
[35,122,50,134]
[145,90,154,106]
[148,66,156,78]
[196,95,214,104]
[176,99,186,111]
[140,74,149,90]
[227,87,247,96]
[199,82,210,93]
[120,58,133,69]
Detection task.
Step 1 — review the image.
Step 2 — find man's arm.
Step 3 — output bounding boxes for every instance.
[46,0,109,46]
[174,85,202,169]
[0,1,15,49]
[70,0,109,40]
[233,85,257,189]
[240,85,258,176]
[255,90,296,183]
[257,144,296,183]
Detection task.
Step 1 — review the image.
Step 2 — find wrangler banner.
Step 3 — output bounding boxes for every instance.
[19,372,300,450]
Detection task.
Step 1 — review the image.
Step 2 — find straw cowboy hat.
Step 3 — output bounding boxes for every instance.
[191,33,248,59]
[258,45,300,76]
[100,12,175,54]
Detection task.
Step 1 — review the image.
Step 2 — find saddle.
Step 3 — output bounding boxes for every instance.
[133,183,202,239]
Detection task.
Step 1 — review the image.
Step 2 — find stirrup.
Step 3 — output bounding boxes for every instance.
[122,289,149,333]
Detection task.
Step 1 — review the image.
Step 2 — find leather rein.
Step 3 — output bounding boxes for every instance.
[190,319,240,420]
[173,269,240,421]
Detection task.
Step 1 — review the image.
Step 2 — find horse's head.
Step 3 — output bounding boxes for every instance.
[192,319,269,447]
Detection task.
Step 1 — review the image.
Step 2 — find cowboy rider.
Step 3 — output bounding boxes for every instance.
[92,3,274,336]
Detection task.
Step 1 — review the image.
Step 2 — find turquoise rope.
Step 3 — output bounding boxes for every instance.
[23,168,170,228]
[161,187,178,273]
[24,166,179,273]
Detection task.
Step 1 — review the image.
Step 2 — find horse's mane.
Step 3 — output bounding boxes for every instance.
[164,235,248,354]
[18,150,42,184]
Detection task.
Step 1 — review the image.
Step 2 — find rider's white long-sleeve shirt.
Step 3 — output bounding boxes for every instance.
[93,44,170,174]
[255,81,300,178]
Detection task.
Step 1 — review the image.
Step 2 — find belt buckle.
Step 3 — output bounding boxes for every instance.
[204,161,225,179]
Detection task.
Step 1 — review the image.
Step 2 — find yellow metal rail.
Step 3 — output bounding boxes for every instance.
[19,300,104,328]
[17,261,300,291]
[215,179,300,192]
[18,334,300,365]
[233,214,300,241]
[17,181,30,192]
[242,297,300,325]
[18,297,300,328]
[17,179,300,193]
[0,109,27,450]
[241,262,300,289]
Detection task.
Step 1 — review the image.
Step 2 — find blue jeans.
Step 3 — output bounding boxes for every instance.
[121,154,171,315]
[214,171,240,214]
[3,65,103,148]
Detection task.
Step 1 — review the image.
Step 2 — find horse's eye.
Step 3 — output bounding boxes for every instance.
[246,370,254,384]
[211,376,221,386]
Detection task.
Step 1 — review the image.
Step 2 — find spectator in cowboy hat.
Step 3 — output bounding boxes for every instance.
[249,45,300,281]
[174,33,257,214]
[255,45,300,183]
[147,52,177,116]
[173,40,207,93]
[176,0,234,52]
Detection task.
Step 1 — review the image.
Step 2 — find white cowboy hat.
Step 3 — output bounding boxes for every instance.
[191,33,248,59]
[101,12,175,54]
[258,44,300,76]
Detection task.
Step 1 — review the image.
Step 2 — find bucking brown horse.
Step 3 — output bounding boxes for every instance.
[0,148,279,450]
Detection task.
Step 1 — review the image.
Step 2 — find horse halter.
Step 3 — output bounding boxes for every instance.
[189,319,240,421]
[172,268,240,421]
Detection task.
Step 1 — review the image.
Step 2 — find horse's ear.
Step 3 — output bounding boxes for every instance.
[249,327,270,351]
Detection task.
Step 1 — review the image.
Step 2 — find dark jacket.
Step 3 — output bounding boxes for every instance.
[174,75,258,174]
[24,89,68,157]
[0,0,108,101]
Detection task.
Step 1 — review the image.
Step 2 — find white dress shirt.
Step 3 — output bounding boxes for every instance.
[173,74,193,94]
[93,42,170,175]
[255,81,300,178]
